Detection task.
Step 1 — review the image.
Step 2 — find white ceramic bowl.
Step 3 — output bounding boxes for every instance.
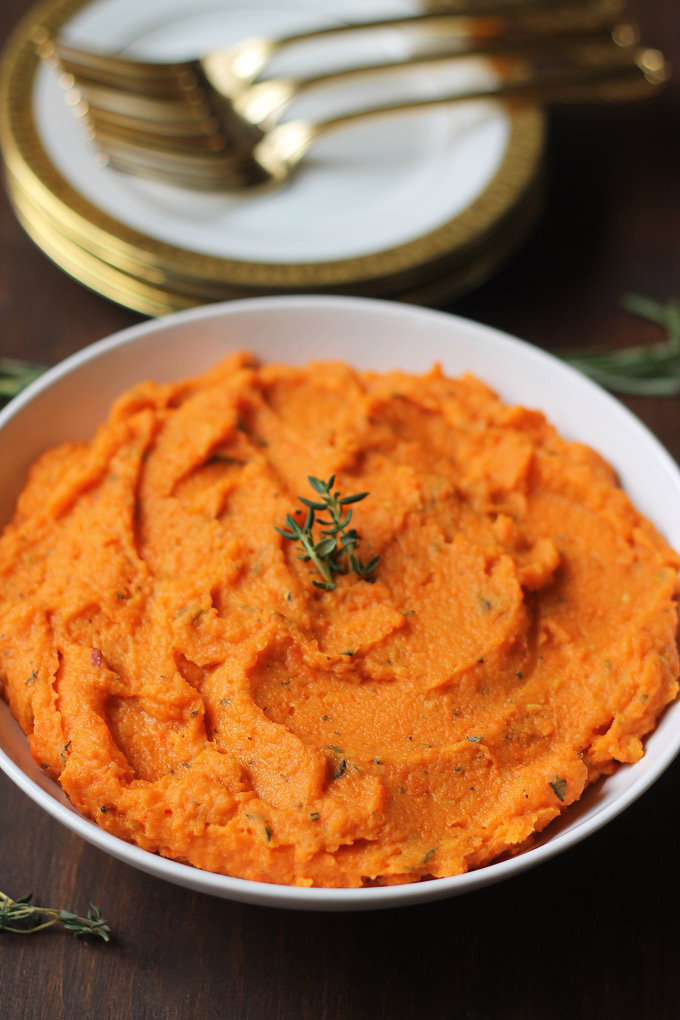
[1,295,679,911]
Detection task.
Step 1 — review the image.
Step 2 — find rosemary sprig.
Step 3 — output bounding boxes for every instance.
[0,357,45,403]
[276,475,379,591]
[561,294,680,396]
[0,888,111,941]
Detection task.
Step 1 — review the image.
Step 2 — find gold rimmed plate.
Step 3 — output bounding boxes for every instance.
[7,155,544,315]
[1,0,545,310]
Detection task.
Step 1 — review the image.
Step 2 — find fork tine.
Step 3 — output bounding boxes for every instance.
[55,60,200,100]
[83,110,231,148]
[33,27,202,99]
[83,108,229,146]
[93,133,252,180]
[42,34,193,82]
[58,72,236,147]
[102,154,247,190]
[70,83,215,126]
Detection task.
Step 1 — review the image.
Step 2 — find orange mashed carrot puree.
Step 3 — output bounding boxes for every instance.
[0,352,678,887]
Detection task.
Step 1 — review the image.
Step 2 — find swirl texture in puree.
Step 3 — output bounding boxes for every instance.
[0,353,678,887]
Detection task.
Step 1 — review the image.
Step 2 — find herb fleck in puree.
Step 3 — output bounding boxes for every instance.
[0,353,678,887]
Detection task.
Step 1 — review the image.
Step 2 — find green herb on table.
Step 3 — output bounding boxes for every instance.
[0,358,45,404]
[276,475,379,591]
[0,888,111,941]
[561,294,680,396]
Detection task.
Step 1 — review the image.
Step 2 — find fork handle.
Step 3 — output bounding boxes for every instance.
[204,0,625,92]
[271,0,621,42]
[238,23,635,129]
[258,47,667,172]
[250,0,622,51]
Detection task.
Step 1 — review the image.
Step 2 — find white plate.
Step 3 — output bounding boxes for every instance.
[3,0,544,294]
[2,0,544,304]
[1,295,679,910]
[35,0,510,262]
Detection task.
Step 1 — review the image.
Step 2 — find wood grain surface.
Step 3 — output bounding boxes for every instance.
[1,2,679,1017]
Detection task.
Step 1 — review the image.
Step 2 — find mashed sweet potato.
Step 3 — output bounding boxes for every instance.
[0,352,678,887]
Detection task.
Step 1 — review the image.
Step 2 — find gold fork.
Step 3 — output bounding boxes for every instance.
[61,47,666,193]
[37,0,626,154]
[38,0,632,162]
[36,0,623,103]
[45,20,636,157]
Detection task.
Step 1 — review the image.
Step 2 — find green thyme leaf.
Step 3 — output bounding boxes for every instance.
[276,476,379,589]
[0,889,111,941]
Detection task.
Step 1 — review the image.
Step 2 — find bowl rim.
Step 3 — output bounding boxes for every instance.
[1,292,679,911]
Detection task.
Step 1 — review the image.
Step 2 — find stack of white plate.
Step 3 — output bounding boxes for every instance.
[1,0,545,316]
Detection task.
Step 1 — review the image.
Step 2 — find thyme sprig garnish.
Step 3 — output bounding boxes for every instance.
[561,294,680,396]
[0,357,45,404]
[276,475,379,591]
[0,888,111,941]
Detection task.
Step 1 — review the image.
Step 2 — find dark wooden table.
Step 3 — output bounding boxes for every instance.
[1,2,679,1017]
